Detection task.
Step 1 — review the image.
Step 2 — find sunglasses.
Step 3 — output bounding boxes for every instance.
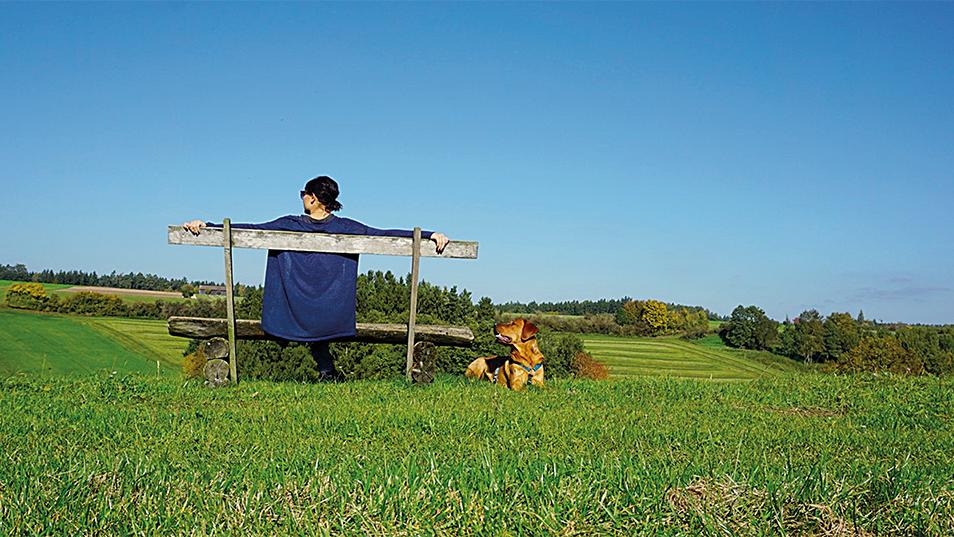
[300,190,311,198]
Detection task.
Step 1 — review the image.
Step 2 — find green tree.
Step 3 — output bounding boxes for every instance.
[180,284,196,298]
[834,335,924,375]
[793,310,825,363]
[822,312,861,361]
[721,305,778,350]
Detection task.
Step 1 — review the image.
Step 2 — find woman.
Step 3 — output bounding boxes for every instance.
[183,175,450,381]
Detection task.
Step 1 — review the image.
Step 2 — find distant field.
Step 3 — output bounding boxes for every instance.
[0,279,72,296]
[0,279,233,304]
[57,285,192,303]
[581,333,803,381]
[0,308,184,376]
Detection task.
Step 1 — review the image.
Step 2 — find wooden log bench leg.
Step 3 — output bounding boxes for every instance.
[409,341,436,384]
[200,337,231,388]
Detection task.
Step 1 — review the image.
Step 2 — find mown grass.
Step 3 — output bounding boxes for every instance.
[77,316,188,368]
[0,308,182,376]
[581,333,804,381]
[0,373,951,535]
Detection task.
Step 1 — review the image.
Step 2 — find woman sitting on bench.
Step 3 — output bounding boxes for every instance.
[182,175,450,381]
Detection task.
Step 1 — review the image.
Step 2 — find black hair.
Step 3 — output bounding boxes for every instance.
[304,175,342,212]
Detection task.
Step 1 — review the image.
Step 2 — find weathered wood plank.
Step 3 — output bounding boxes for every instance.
[405,227,422,381]
[168,317,475,346]
[168,226,478,259]
[223,219,238,385]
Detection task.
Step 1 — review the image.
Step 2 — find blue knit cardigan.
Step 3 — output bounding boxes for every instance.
[205,214,434,342]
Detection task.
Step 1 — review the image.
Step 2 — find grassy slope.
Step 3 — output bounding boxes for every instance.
[582,333,804,380]
[0,374,950,534]
[0,308,185,376]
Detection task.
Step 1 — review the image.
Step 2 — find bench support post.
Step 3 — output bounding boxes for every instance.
[405,227,421,382]
[223,218,238,385]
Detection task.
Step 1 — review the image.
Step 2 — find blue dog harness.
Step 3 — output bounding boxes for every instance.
[492,362,543,386]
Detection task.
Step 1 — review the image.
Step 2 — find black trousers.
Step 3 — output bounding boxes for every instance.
[275,338,337,374]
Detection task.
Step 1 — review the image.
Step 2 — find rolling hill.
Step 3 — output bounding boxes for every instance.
[582,333,804,381]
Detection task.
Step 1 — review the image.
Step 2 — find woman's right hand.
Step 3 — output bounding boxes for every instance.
[183,220,207,235]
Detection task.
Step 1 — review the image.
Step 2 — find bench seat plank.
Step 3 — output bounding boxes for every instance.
[168,316,474,346]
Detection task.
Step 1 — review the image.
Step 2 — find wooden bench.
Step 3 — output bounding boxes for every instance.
[168,219,479,385]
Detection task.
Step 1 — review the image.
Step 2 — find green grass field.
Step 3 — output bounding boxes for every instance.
[0,308,185,376]
[0,373,950,534]
[582,333,805,381]
[0,279,72,296]
[77,316,188,368]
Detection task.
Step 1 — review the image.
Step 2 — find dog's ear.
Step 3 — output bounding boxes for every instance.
[520,320,539,341]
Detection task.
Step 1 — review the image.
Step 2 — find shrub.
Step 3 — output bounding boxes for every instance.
[833,336,924,375]
[237,342,322,383]
[538,330,585,378]
[571,351,608,380]
[353,345,405,380]
[922,351,954,377]
[5,282,60,311]
[60,291,127,316]
[182,349,206,379]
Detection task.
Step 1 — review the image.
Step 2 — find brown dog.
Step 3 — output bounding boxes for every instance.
[466,318,544,390]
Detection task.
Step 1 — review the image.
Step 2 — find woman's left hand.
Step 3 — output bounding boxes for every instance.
[431,232,450,254]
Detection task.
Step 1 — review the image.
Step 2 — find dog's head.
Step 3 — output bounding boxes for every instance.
[494,318,544,367]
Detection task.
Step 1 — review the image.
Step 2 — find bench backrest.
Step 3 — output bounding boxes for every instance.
[168,220,478,385]
[168,226,478,258]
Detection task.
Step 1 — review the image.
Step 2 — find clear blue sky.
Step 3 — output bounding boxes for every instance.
[2,3,952,324]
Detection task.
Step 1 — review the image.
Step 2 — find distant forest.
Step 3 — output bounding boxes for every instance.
[0,263,221,292]
[497,297,727,321]
[4,262,727,320]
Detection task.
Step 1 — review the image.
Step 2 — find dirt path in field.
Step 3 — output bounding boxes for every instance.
[58,286,183,298]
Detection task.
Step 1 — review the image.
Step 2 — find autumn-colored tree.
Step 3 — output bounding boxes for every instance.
[642,299,670,334]
[668,308,688,333]
[615,299,644,326]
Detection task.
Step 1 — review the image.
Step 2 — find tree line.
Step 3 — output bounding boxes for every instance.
[720,305,954,376]
[497,297,726,321]
[0,263,222,293]
[498,299,712,339]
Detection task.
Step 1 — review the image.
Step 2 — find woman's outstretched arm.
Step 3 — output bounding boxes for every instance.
[182,217,300,234]
[358,223,450,253]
